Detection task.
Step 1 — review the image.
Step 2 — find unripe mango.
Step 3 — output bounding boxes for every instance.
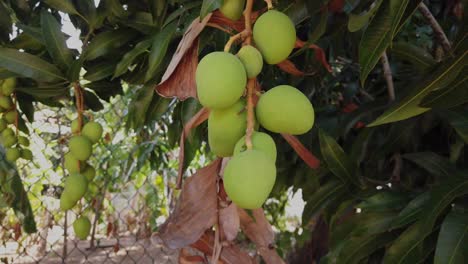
[64,152,81,173]
[60,191,77,211]
[82,164,96,181]
[71,119,82,134]
[69,136,92,161]
[82,122,103,143]
[219,0,246,21]
[73,216,91,240]
[256,85,314,135]
[253,10,296,64]
[208,100,247,157]
[18,136,30,146]
[1,78,16,96]
[64,173,88,201]
[4,111,16,124]
[196,52,246,109]
[0,119,6,132]
[234,132,277,161]
[5,148,20,162]
[1,127,14,138]
[0,96,13,109]
[20,149,33,160]
[237,45,263,78]
[223,150,276,209]
[3,135,17,148]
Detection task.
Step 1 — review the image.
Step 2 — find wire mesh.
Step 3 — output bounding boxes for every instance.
[0,93,179,264]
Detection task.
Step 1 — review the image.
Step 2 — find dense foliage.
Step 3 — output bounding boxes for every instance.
[0,0,466,263]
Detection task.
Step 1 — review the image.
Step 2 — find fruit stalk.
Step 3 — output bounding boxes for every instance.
[11,93,19,135]
[73,83,84,133]
[245,79,255,150]
[243,0,254,45]
[264,0,273,10]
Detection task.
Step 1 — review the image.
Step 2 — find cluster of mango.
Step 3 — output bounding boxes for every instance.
[0,78,33,162]
[196,3,315,209]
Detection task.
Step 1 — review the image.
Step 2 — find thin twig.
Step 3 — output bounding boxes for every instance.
[224,32,247,52]
[243,0,254,45]
[418,3,452,54]
[264,0,273,10]
[380,52,395,102]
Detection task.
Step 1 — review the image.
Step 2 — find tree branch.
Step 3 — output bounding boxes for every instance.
[380,51,395,102]
[418,3,452,54]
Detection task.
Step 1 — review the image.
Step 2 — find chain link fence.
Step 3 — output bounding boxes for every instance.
[0,91,180,264]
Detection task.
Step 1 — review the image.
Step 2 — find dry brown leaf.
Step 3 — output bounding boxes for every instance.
[208,10,261,33]
[156,14,212,99]
[276,60,306,77]
[177,107,211,188]
[219,203,240,241]
[191,230,255,264]
[179,248,206,264]
[281,133,320,169]
[238,209,285,264]
[295,39,332,73]
[157,159,222,249]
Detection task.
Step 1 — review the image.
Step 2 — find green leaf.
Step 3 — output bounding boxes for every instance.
[83,29,138,61]
[83,90,104,111]
[368,51,467,126]
[420,74,468,109]
[389,192,429,230]
[67,58,83,82]
[383,222,437,264]
[128,85,156,130]
[0,48,66,82]
[402,152,457,177]
[308,8,328,43]
[85,80,122,101]
[40,11,74,70]
[357,192,410,212]
[302,180,346,224]
[337,233,398,264]
[394,0,423,34]
[145,96,173,125]
[319,129,363,188]
[42,0,79,15]
[391,42,437,70]
[15,83,69,98]
[145,22,177,82]
[84,61,116,82]
[113,39,152,79]
[439,108,468,143]
[434,210,468,264]
[348,0,383,32]
[0,68,19,79]
[389,0,410,37]
[200,0,222,20]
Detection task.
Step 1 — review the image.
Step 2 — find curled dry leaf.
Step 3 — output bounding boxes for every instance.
[208,10,261,33]
[191,230,255,264]
[238,208,285,264]
[276,60,306,77]
[295,39,332,73]
[177,107,211,188]
[156,14,212,100]
[157,159,222,249]
[281,133,321,169]
[219,203,240,241]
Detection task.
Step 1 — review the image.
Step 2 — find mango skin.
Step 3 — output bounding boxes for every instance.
[82,122,103,143]
[223,150,276,209]
[233,132,277,161]
[69,136,92,161]
[220,0,246,21]
[237,45,263,78]
[60,191,77,211]
[82,165,96,181]
[253,10,296,64]
[4,111,16,124]
[196,52,247,109]
[64,152,81,173]
[20,149,33,160]
[64,173,88,201]
[73,216,91,240]
[5,148,20,162]
[256,85,314,135]
[208,100,247,157]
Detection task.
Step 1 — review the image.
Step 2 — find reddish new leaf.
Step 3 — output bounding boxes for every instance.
[295,39,332,72]
[157,159,222,249]
[191,230,255,264]
[329,0,345,13]
[238,209,285,264]
[277,60,306,76]
[209,10,261,33]
[177,107,210,188]
[281,134,320,169]
[156,14,212,99]
[219,203,240,241]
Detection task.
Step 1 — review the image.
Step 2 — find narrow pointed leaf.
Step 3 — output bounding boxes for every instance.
[319,129,363,188]
[42,0,79,15]
[402,152,457,177]
[83,29,138,61]
[338,233,399,264]
[84,61,116,81]
[200,0,222,20]
[434,210,468,264]
[0,48,66,82]
[389,192,429,230]
[40,11,73,70]
[439,109,468,144]
[113,38,152,78]
[348,0,383,32]
[302,180,346,224]
[389,0,410,37]
[420,74,468,109]
[145,22,177,82]
[391,42,436,70]
[368,51,467,126]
